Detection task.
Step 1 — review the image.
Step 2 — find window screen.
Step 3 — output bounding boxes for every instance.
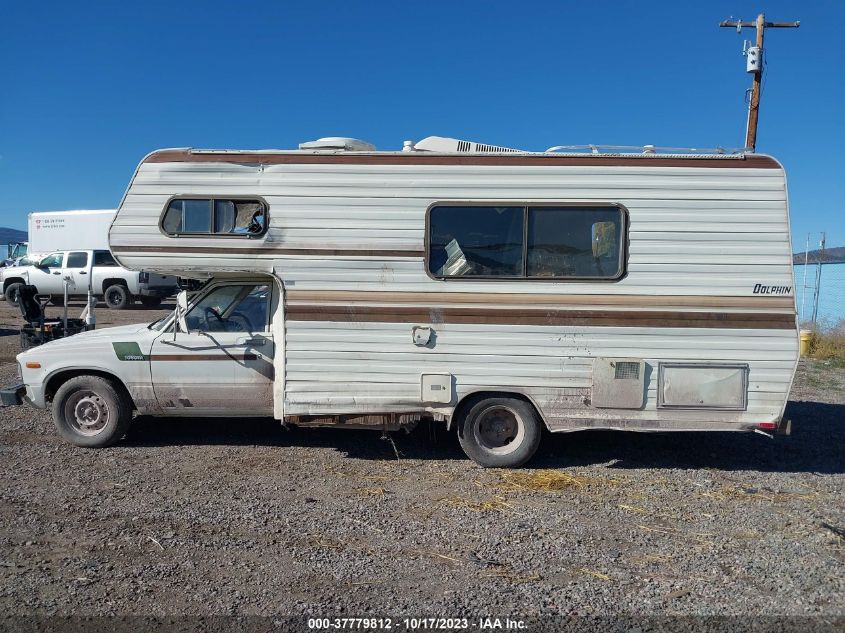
[428,206,524,277]
[66,252,89,268]
[162,198,267,236]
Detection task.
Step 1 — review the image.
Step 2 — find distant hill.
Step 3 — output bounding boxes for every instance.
[793,246,845,265]
[0,227,27,245]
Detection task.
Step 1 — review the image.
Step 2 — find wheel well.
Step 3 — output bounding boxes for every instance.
[449,391,546,436]
[45,369,135,410]
[101,278,128,294]
[3,277,25,292]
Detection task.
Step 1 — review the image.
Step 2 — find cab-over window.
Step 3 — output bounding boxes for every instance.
[161,198,267,237]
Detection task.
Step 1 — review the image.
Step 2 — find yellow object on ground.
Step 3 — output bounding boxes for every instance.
[799,329,813,356]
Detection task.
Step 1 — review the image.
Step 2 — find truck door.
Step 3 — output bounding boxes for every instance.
[62,251,90,295]
[149,282,274,415]
[29,252,65,295]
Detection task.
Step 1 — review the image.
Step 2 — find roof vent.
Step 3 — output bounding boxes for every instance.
[414,136,523,153]
[298,137,376,151]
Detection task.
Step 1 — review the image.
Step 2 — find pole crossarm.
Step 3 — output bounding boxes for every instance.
[720,20,800,28]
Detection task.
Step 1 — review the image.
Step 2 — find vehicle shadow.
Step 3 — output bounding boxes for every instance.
[123,399,844,474]
[0,328,18,337]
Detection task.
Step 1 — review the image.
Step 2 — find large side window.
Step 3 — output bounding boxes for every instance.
[427,204,625,280]
[428,206,525,277]
[527,207,624,278]
[161,198,267,237]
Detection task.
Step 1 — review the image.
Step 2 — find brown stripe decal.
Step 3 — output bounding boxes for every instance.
[286,290,795,310]
[286,305,795,330]
[149,354,258,361]
[111,245,423,257]
[145,150,780,169]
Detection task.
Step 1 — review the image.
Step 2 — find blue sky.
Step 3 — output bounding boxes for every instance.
[1,0,843,251]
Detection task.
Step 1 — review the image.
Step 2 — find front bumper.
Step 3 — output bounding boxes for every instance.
[1,383,26,406]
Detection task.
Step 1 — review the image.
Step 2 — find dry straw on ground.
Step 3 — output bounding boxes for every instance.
[805,318,845,360]
[496,469,621,492]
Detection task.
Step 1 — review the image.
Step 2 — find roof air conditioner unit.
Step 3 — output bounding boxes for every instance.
[413,136,523,153]
[298,137,376,151]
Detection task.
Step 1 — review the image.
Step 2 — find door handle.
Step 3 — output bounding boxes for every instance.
[79,271,87,275]
[52,271,61,275]
[236,337,266,346]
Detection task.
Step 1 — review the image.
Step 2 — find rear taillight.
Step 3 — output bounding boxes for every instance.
[756,422,778,430]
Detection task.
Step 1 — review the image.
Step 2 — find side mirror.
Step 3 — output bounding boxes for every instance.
[175,290,190,334]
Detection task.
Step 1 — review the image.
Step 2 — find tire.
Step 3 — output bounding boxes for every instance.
[51,375,133,448]
[457,396,542,468]
[50,295,64,306]
[4,282,23,306]
[103,284,129,309]
[139,296,162,308]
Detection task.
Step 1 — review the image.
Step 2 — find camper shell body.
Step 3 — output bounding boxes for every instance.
[10,138,799,465]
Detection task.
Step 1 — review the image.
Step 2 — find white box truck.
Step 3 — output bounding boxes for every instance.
[28,209,115,255]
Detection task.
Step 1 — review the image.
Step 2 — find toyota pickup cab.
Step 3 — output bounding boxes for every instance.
[4,277,276,446]
[2,249,177,309]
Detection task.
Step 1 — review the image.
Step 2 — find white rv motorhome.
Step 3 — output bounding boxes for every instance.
[4,137,799,467]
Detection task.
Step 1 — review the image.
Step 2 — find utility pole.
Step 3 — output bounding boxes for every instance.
[720,14,799,152]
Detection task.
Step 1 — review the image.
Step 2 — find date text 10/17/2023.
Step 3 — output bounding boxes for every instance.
[307,617,528,630]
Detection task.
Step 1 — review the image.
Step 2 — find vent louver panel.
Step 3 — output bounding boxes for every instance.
[614,361,641,380]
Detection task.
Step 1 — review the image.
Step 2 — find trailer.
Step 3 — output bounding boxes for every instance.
[4,136,799,467]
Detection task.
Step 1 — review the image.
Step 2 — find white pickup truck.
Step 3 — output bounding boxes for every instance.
[1,249,177,309]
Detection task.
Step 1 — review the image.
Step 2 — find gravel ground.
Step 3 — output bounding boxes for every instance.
[0,298,843,625]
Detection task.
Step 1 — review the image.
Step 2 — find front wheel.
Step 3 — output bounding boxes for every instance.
[4,282,23,306]
[51,375,133,447]
[457,396,542,468]
[103,284,130,309]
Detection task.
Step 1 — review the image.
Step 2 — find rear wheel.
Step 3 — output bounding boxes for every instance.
[457,396,542,468]
[51,375,132,447]
[139,296,162,308]
[104,284,129,309]
[50,295,64,306]
[4,282,23,306]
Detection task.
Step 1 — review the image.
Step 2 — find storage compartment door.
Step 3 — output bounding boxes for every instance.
[658,363,748,410]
